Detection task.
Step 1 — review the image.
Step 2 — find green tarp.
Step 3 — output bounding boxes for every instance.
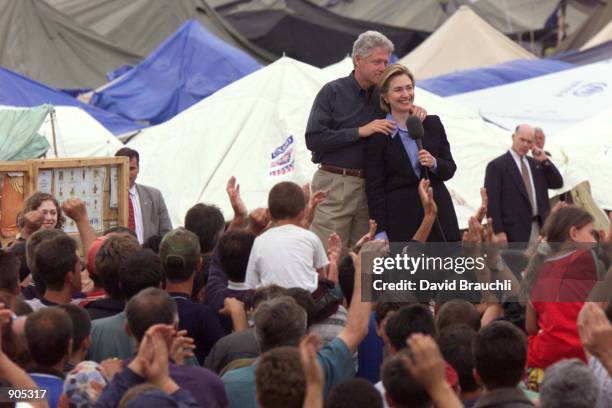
[0,105,51,161]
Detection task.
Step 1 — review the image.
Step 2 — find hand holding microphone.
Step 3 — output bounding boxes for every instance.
[406,115,436,172]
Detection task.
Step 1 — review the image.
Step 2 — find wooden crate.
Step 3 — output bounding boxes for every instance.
[0,157,129,246]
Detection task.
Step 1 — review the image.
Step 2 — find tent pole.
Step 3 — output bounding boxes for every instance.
[50,108,59,158]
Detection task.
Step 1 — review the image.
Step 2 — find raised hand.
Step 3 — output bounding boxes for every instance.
[302,190,326,229]
[248,208,271,236]
[353,219,377,252]
[170,329,196,366]
[226,176,247,218]
[23,210,44,234]
[418,179,437,216]
[476,187,488,223]
[62,198,88,223]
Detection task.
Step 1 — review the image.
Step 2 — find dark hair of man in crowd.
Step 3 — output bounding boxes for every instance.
[338,254,355,306]
[255,346,305,408]
[385,304,435,352]
[251,284,289,310]
[285,287,316,327]
[472,321,527,390]
[184,203,225,254]
[327,378,384,408]
[34,235,78,292]
[436,300,481,332]
[375,302,412,326]
[218,230,255,282]
[25,307,73,367]
[267,182,306,221]
[142,234,163,254]
[119,249,164,300]
[126,288,177,343]
[114,147,140,164]
[254,296,307,353]
[95,233,141,300]
[0,251,20,294]
[437,324,479,394]
[118,383,158,408]
[255,347,306,408]
[382,350,431,408]
[58,304,92,354]
[102,225,138,238]
[7,242,30,282]
[26,228,67,292]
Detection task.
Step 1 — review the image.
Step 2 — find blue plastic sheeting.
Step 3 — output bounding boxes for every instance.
[555,40,612,66]
[91,20,262,126]
[0,67,142,136]
[418,59,575,96]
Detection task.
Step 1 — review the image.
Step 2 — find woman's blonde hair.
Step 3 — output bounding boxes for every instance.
[377,63,415,113]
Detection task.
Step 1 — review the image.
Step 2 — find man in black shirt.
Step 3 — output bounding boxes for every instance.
[305,30,424,248]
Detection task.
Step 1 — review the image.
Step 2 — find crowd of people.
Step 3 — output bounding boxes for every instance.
[0,30,611,408]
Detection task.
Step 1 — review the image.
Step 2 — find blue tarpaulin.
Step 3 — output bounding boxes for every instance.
[90,20,262,126]
[418,59,575,96]
[0,67,142,136]
[555,40,612,66]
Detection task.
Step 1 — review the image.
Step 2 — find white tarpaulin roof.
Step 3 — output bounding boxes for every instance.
[449,58,612,135]
[399,5,535,79]
[0,105,123,158]
[323,56,353,78]
[127,57,586,229]
[546,107,612,210]
[128,57,330,227]
[581,20,612,51]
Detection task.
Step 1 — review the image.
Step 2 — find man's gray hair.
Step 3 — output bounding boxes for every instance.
[540,359,599,408]
[352,31,394,65]
[254,296,307,353]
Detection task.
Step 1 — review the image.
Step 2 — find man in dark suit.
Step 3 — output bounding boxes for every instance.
[115,147,172,243]
[484,124,563,245]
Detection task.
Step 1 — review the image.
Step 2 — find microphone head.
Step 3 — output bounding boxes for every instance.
[406,115,424,141]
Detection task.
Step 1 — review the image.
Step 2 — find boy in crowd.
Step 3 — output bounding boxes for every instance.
[160,228,226,363]
[472,321,534,407]
[245,181,328,293]
[26,307,73,408]
[27,235,82,311]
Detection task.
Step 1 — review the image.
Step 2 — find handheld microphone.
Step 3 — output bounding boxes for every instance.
[406,116,449,244]
[406,115,424,151]
[406,115,428,179]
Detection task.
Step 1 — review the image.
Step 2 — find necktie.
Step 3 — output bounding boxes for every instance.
[128,195,136,230]
[520,157,535,215]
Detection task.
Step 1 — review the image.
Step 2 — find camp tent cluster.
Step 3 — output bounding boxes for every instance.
[0,0,610,225]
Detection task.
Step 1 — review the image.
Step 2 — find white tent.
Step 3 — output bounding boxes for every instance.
[581,20,612,51]
[127,57,588,229]
[323,56,353,78]
[0,105,123,158]
[399,5,534,79]
[449,58,612,134]
[128,57,332,227]
[546,107,612,210]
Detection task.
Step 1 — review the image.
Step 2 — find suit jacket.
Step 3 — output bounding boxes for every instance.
[365,115,460,242]
[484,151,563,243]
[135,183,172,241]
